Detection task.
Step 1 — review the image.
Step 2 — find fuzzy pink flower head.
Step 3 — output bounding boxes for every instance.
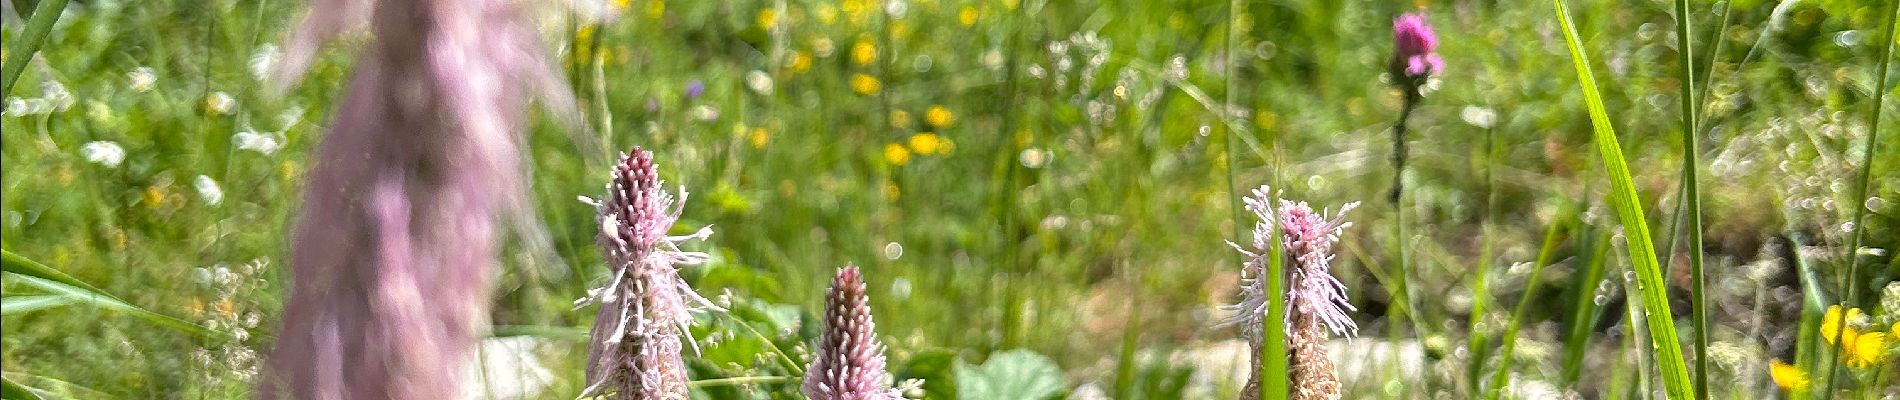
[804,265,904,400]
[1218,186,1360,342]
[1391,13,1444,78]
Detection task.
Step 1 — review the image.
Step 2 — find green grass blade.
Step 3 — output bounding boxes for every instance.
[486,325,588,340]
[1551,1,1695,397]
[2,250,109,296]
[1820,1,1897,393]
[5,273,215,338]
[0,0,70,97]
[1555,10,1697,400]
[0,375,42,400]
[1668,0,1710,397]
[1486,203,1574,400]
[687,376,791,388]
[1260,205,1288,400]
[1787,231,1828,400]
[1561,228,1611,385]
[0,295,79,315]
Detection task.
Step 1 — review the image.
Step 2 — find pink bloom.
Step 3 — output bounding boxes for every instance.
[581,147,719,399]
[259,1,574,398]
[1391,13,1443,78]
[804,266,904,400]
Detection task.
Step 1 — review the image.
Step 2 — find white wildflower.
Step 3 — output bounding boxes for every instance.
[128,67,157,93]
[195,175,225,206]
[82,141,126,168]
[234,131,282,155]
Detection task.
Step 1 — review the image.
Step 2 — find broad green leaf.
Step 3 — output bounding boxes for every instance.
[956,349,1065,400]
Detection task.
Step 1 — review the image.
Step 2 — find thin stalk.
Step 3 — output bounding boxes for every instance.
[1786,231,1828,400]
[1465,119,1500,393]
[1669,0,1710,397]
[0,0,69,97]
[1551,1,1695,397]
[1387,87,1421,393]
[1821,1,1897,392]
[1484,206,1572,400]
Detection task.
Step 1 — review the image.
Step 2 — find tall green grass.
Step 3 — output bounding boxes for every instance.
[1551,0,1694,398]
[1819,0,1898,394]
[1666,0,1710,398]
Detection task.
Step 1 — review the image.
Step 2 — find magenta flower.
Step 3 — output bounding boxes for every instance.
[1220,186,1359,400]
[1390,13,1444,79]
[580,147,720,399]
[804,265,904,400]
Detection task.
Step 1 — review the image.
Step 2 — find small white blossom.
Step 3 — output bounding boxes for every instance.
[249,44,280,81]
[195,175,225,206]
[128,67,157,93]
[206,92,236,115]
[234,131,282,155]
[82,141,126,168]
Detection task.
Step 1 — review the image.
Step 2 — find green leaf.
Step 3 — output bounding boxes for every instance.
[0,376,43,400]
[955,349,1066,400]
[2,250,108,296]
[1550,0,1695,398]
[0,0,70,96]
[897,349,960,400]
[486,325,588,340]
[4,272,215,338]
[0,295,79,315]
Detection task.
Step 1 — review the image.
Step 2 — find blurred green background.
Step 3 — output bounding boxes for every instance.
[2,0,1895,398]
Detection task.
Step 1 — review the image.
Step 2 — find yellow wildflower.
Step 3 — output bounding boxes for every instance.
[882,181,900,199]
[1821,306,1865,345]
[612,0,631,10]
[1769,359,1808,391]
[748,128,770,149]
[850,73,881,95]
[789,51,813,74]
[816,4,838,25]
[645,0,664,18]
[851,39,877,66]
[883,143,911,166]
[958,6,978,27]
[908,133,943,155]
[890,110,912,128]
[190,298,206,316]
[756,9,779,30]
[1002,0,1020,10]
[924,105,954,128]
[1846,331,1888,369]
[144,186,166,207]
[891,22,914,42]
[216,299,236,317]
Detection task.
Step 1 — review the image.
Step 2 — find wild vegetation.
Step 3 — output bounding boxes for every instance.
[1,0,1896,398]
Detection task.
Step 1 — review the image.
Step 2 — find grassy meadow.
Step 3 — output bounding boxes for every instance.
[2,0,1897,398]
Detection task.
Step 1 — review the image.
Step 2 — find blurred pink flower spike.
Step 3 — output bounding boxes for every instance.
[259,0,575,398]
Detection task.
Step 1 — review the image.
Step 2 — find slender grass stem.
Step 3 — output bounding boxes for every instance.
[1668,0,1710,397]
[0,0,69,97]
[1819,0,1898,393]
[1485,204,1572,400]
[1465,118,1500,394]
[1551,1,1695,397]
